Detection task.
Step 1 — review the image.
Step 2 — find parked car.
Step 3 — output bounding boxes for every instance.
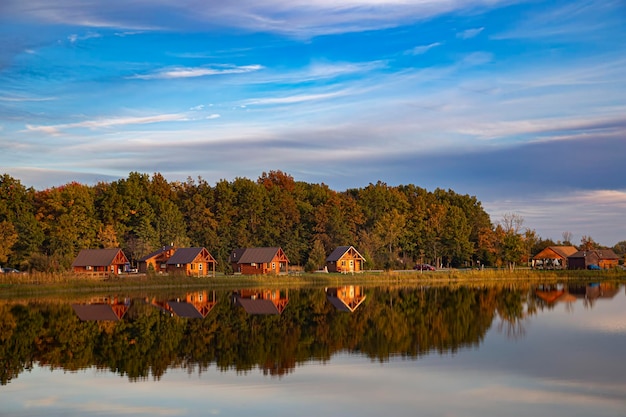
[2,267,21,274]
[587,264,601,270]
[414,263,435,271]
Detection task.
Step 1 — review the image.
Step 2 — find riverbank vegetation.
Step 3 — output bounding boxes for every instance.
[1,269,624,300]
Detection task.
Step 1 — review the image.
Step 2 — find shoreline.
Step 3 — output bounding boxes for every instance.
[1,269,624,300]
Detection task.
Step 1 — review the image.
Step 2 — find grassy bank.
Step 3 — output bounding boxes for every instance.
[1,268,624,300]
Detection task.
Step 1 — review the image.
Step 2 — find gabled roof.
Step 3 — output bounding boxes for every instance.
[71,248,127,267]
[232,247,288,264]
[229,248,247,263]
[569,249,619,260]
[533,246,578,260]
[166,247,209,265]
[326,245,365,262]
[139,245,175,262]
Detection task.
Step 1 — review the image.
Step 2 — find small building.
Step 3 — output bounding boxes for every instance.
[532,246,578,269]
[325,246,365,273]
[568,249,620,270]
[166,247,217,276]
[138,245,176,274]
[229,247,289,275]
[71,248,129,276]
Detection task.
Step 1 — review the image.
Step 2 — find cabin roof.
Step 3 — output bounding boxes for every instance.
[326,245,365,262]
[533,245,579,260]
[139,245,175,262]
[71,248,126,267]
[232,247,287,264]
[166,247,205,265]
[569,249,619,260]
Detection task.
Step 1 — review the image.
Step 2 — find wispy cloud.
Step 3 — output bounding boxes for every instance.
[457,27,484,39]
[0,94,56,102]
[245,91,348,105]
[405,42,442,55]
[130,65,263,80]
[68,32,101,43]
[2,0,513,36]
[24,113,191,135]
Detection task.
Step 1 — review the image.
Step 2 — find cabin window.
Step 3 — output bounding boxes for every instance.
[86,266,92,270]
[272,262,276,270]
[191,264,195,270]
[341,261,346,266]
[160,263,166,269]
[199,263,203,271]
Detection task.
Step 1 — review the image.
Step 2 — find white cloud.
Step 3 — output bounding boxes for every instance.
[24,113,190,135]
[130,65,263,80]
[245,91,348,105]
[457,27,484,39]
[68,32,102,43]
[406,42,442,55]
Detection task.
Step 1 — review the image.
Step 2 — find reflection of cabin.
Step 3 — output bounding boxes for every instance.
[150,291,217,318]
[233,289,289,315]
[71,248,129,276]
[166,247,217,276]
[326,286,366,312]
[229,247,289,275]
[568,249,619,270]
[532,246,578,269]
[325,246,365,273]
[138,245,176,273]
[534,283,619,306]
[72,297,130,321]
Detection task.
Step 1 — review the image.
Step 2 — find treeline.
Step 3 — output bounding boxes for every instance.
[0,171,617,272]
[0,286,532,384]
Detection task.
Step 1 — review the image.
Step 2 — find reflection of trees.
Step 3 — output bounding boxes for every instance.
[495,288,527,340]
[0,286,534,384]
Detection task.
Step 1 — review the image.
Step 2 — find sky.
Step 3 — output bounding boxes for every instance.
[1,0,625,246]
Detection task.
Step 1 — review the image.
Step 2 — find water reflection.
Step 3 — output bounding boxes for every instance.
[0,282,623,387]
[233,289,289,315]
[326,286,366,312]
[148,291,218,318]
[72,296,130,321]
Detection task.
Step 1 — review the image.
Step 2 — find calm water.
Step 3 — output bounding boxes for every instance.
[1,282,625,417]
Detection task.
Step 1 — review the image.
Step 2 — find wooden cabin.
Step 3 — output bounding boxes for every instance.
[71,248,129,276]
[568,249,619,270]
[138,245,176,273]
[165,247,217,277]
[229,247,289,275]
[325,246,365,273]
[532,246,578,269]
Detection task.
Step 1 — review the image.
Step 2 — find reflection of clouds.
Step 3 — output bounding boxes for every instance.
[77,402,186,416]
[24,396,59,408]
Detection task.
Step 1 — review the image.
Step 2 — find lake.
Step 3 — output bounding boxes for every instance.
[1,282,625,417]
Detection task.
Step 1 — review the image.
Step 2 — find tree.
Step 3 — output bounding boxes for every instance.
[305,239,327,272]
[0,221,18,264]
[562,231,573,245]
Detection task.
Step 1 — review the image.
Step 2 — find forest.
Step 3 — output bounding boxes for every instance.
[0,171,622,272]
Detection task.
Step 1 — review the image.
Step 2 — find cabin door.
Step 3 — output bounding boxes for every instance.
[349,260,354,272]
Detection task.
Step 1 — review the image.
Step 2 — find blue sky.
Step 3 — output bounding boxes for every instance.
[1,0,625,246]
